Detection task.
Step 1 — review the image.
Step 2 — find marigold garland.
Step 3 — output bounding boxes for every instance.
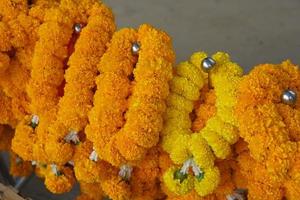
[86,24,175,167]
[162,51,242,197]
[85,27,137,166]
[235,61,300,199]
[99,147,162,200]
[1,1,300,199]
[0,0,55,122]
[0,91,17,127]
[235,61,300,181]
[45,0,115,165]
[73,140,116,183]
[10,0,65,163]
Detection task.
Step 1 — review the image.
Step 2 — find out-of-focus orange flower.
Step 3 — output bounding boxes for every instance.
[9,152,33,177]
[44,165,76,194]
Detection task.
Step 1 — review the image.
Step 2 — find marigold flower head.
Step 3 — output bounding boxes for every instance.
[9,152,33,177]
[44,165,76,194]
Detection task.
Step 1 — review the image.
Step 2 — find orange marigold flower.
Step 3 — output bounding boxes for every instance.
[0,125,13,151]
[9,152,33,177]
[44,165,76,194]
[78,182,104,200]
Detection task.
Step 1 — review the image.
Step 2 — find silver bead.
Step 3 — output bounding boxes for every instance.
[201,57,216,72]
[281,89,297,106]
[74,23,82,33]
[131,42,140,55]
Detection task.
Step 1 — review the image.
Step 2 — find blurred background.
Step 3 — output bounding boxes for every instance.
[109,0,300,72]
[2,0,300,199]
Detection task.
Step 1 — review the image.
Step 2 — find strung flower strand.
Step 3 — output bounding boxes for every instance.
[235,60,300,198]
[85,27,138,166]
[86,24,175,166]
[46,1,115,164]
[162,51,243,197]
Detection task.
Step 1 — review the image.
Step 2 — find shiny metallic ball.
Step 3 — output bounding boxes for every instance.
[131,42,140,55]
[74,23,83,33]
[201,57,216,72]
[281,89,297,105]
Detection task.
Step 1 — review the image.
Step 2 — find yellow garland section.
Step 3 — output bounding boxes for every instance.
[162,51,243,197]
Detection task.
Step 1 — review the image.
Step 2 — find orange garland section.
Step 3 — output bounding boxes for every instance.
[46,0,115,165]
[86,24,175,167]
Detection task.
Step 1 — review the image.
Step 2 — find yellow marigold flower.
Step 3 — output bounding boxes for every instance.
[163,167,194,195]
[200,127,231,159]
[176,61,205,88]
[206,117,239,145]
[170,76,200,101]
[194,167,220,197]
[162,51,241,197]
[190,134,214,170]
[169,134,191,164]
[167,93,194,113]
